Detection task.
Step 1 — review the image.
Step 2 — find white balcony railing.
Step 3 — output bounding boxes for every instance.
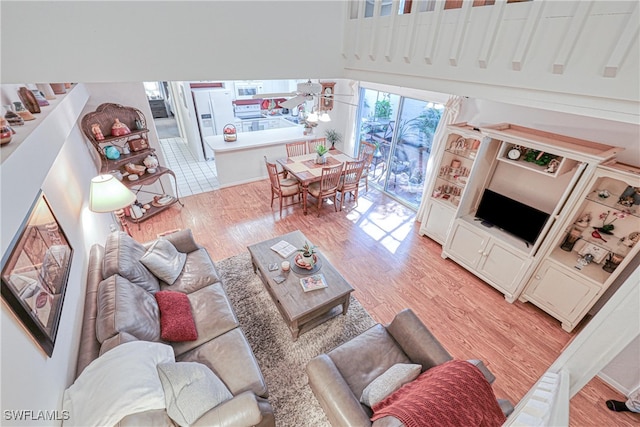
[342,0,639,124]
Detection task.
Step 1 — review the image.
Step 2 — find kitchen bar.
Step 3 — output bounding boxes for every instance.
[205,127,320,188]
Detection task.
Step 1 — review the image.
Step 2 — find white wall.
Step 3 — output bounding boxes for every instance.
[0,85,114,422]
[600,335,640,396]
[0,1,345,84]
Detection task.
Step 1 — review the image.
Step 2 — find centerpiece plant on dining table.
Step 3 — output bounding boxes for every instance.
[315,145,329,164]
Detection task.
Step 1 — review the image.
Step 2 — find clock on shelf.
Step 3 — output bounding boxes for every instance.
[508,145,522,160]
[320,82,336,111]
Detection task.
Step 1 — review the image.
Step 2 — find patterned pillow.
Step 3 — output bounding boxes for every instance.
[155,291,198,342]
[360,363,422,407]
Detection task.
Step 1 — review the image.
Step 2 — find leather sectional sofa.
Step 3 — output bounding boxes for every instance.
[75,229,274,426]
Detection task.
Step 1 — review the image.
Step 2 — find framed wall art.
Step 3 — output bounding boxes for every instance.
[1,191,73,356]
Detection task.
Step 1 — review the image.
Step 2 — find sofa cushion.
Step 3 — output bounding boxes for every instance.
[160,248,221,294]
[155,291,198,342]
[157,362,232,426]
[177,328,268,398]
[170,284,239,356]
[99,332,140,357]
[96,275,161,343]
[103,231,160,293]
[140,239,187,285]
[328,324,411,399]
[361,363,422,407]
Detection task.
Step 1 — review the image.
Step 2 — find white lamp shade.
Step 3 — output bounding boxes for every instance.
[319,112,331,122]
[307,111,318,123]
[89,174,136,213]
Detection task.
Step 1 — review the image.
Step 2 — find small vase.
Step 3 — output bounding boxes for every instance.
[302,253,315,266]
[315,154,327,164]
[1,119,14,145]
[36,83,57,100]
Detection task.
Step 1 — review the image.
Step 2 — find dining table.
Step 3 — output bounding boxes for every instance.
[277,150,356,215]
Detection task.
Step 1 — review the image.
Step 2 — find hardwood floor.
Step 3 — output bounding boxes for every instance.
[131,180,638,426]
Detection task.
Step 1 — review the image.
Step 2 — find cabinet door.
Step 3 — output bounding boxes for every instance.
[421,202,455,244]
[446,221,486,268]
[525,261,600,331]
[477,240,529,295]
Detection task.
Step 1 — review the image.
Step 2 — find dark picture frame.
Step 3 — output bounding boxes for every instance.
[1,191,73,356]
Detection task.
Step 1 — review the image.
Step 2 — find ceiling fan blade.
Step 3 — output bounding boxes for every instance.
[252,92,295,99]
[280,95,307,109]
[330,98,359,107]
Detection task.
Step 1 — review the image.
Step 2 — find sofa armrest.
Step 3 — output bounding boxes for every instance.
[160,229,201,253]
[386,309,452,371]
[467,359,496,384]
[191,391,274,427]
[306,354,372,427]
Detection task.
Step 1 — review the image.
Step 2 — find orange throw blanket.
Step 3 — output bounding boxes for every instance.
[371,360,506,427]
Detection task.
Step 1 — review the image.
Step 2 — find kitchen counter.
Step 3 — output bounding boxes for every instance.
[205,127,321,187]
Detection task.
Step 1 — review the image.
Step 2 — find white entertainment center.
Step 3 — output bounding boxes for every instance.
[420,123,640,331]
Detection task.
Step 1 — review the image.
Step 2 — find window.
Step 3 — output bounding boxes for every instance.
[356,88,443,209]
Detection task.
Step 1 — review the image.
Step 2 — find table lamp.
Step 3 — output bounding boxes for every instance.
[89,174,136,233]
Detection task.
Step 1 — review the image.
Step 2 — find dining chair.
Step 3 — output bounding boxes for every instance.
[307,138,326,154]
[286,140,307,157]
[358,141,377,192]
[307,162,344,217]
[264,156,301,217]
[338,160,365,211]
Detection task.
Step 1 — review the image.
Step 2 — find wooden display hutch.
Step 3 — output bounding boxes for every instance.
[81,103,181,226]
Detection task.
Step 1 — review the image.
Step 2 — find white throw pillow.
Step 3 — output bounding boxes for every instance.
[157,362,233,426]
[140,239,187,285]
[360,363,422,407]
[62,341,175,427]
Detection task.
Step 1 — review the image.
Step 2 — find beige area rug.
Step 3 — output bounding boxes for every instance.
[215,252,377,427]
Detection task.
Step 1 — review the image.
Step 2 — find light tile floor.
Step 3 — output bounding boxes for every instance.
[159,137,219,197]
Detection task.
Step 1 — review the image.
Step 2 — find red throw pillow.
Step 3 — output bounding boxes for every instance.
[154,291,198,342]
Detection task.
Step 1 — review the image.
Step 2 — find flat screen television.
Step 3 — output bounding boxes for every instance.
[475,189,550,245]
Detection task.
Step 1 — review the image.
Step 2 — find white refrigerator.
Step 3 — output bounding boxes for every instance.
[192,88,235,160]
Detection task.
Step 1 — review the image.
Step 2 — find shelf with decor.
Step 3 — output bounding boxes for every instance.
[81,103,182,226]
[496,141,576,177]
[419,123,494,244]
[520,161,640,332]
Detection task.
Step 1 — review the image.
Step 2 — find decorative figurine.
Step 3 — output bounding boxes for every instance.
[574,212,591,230]
[1,118,15,145]
[91,123,104,140]
[111,118,131,137]
[143,154,159,173]
[620,231,640,248]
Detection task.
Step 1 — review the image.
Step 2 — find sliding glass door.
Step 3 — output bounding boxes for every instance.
[357,88,443,208]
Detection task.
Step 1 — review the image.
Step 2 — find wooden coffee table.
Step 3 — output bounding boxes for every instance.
[247,230,354,340]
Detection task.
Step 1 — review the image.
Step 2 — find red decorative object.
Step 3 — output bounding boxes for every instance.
[223,124,237,142]
[154,291,198,342]
[371,360,506,427]
[294,253,318,270]
[111,118,131,137]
